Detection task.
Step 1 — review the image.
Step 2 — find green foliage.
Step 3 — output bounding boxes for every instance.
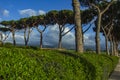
[3,42,13,48]
[0,41,3,47]
[85,48,94,52]
[81,53,119,80]
[0,47,119,80]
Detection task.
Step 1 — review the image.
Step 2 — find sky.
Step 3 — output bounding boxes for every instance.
[0,0,72,20]
[0,0,106,49]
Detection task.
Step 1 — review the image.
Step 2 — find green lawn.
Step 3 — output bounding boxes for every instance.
[0,47,119,80]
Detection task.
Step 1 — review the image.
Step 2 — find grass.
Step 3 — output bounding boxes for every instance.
[0,47,119,80]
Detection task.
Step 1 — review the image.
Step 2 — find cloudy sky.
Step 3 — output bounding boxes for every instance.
[0,0,106,49]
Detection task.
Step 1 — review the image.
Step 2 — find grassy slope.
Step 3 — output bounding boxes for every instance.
[0,47,119,80]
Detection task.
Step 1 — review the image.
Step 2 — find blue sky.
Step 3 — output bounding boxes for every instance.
[0,0,72,20]
[0,0,106,49]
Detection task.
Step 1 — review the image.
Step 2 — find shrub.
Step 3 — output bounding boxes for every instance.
[81,53,119,80]
[0,47,119,80]
[3,42,13,48]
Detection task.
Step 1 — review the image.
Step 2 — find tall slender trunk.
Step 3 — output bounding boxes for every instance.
[95,13,101,54]
[114,41,118,56]
[113,40,116,56]
[110,41,113,55]
[109,36,114,55]
[58,34,62,49]
[58,25,62,49]
[72,0,83,53]
[12,31,16,46]
[24,28,27,46]
[24,27,31,46]
[40,33,43,48]
[105,35,109,55]
[116,43,119,56]
[112,38,118,56]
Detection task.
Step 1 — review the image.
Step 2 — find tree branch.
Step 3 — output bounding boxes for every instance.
[107,23,113,36]
[90,3,101,13]
[3,31,11,41]
[61,25,65,33]
[35,26,42,33]
[35,25,46,33]
[62,26,74,36]
[101,0,114,15]
[83,22,93,34]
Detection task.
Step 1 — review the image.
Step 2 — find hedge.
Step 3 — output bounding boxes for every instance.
[0,47,119,80]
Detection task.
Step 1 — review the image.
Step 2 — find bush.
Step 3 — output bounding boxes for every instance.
[0,47,119,80]
[3,42,13,48]
[81,53,119,80]
[0,41,3,47]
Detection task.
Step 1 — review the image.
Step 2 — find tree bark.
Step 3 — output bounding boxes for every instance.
[58,25,62,49]
[110,41,114,55]
[113,40,116,56]
[114,41,118,56]
[58,34,62,49]
[95,13,101,54]
[24,28,27,46]
[72,0,83,53]
[105,35,109,55]
[12,31,16,46]
[40,33,43,49]
[109,36,114,55]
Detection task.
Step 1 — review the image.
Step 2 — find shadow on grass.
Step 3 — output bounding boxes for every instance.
[57,51,96,80]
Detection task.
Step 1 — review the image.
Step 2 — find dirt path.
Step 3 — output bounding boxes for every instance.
[108,59,120,80]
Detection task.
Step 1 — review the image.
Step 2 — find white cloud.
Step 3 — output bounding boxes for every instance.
[84,34,95,46]
[19,9,46,17]
[2,9,9,16]
[19,9,37,17]
[38,10,46,15]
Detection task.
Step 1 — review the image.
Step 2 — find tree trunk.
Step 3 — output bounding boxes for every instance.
[109,36,114,55]
[95,13,101,54]
[105,35,109,55]
[40,33,43,49]
[58,34,62,49]
[24,28,28,46]
[24,27,31,47]
[110,41,114,55]
[24,28,27,46]
[72,0,83,53]
[58,26,62,49]
[12,31,16,46]
[114,41,118,56]
[113,40,116,56]
[25,41,27,46]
